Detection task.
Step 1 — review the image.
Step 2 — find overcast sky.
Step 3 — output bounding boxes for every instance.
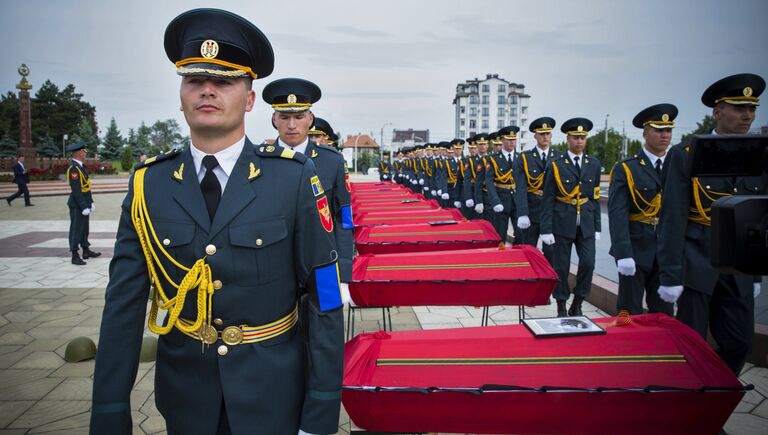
[2,0,767,148]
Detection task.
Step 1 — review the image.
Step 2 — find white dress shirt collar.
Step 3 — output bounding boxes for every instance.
[190,136,246,189]
[642,146,665,167]
[567,150,583,162]
[278,137,309,155]
[72,158,84,166]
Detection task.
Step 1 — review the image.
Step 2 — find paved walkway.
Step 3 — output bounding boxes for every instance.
[0,177,766,434]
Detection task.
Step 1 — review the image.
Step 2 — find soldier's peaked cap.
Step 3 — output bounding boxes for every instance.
[165,8,274,80]
[561,118,593,136]
[262,78,321,112]
[632,103,678,129]
[66,141,87,152]
[701,73,765,108]
[497,125,520,138]
[530,117,556,133]
[309,117,333,137]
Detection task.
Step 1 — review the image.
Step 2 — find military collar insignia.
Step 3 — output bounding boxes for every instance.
[639,159,646,166]
[311,149,318,158]
[248,162,261,181]
[173,163,184,181]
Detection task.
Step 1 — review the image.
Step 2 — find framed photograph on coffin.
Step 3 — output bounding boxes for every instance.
[523,316,606,338]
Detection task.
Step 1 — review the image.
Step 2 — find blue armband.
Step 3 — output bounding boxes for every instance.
[341,205,353,229]
[314,263,342,311]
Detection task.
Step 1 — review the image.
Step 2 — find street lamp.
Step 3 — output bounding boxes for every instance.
[353,133,361,173]
[380,122,392,160]
[62,134,68,158]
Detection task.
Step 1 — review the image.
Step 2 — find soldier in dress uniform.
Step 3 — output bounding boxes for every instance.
[66,141,100,265]
[378,152,392,181]
[461,136,479,218]
[658,73,765,375]
[490,132,503,156]
[473,134,500,223]
[434,142,450,207]
[540,118,602,317]
[608,104,676,316]
[263,80,354,286]
[392,150,405,184]
[487,126,521,243]
[90,9,343,435]
[446,139,465,209]
[514,117,563,262]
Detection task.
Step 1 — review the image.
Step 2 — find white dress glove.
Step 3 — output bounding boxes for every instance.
[340,283,351,305]
[595,232,601,240]
[755,283,762,299]
[431,190,436,196]
[90,203,95,212]
[298,430,320,435]
[474,203,484,214]
[658,285,684,303]
[419,179,425,185]
[81,208,91,216]
[411,179,417,185]
[437,190,442,196]
[540,233,555,245]
[465,199,475,208]
[441,193,450,200]
[493,204,504,213]
[453,201,461,208]
[383,174,388,179]
[517,215,531,229]
[617,257,636,276]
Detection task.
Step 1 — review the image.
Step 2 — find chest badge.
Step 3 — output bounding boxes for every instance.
[311,149,318,158]
[248,162,261,180]
[173,163,184,181]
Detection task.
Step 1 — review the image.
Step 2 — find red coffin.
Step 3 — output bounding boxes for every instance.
[353,208,463,227]
[350,245,557,306]
[350,182,403,192]
[353,199,440,214]
[352,192,424,203]
[343,313,746,435]
[354,220,501,255]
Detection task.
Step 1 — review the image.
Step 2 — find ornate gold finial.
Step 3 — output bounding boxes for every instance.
[16,64,32,91]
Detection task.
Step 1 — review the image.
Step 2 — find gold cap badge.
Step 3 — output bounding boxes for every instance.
[287,94,297,104]
[542,123,549,129]
[662,113,669,122]
[744,87,753,97]
[200,40,219,59]
[577,125,584,131]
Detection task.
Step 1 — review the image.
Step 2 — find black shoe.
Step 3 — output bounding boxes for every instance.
[25,204,34,207]
[71,253,86,266]
[556,300,568,317]
[568,296,584,316]
[82,249,101,259]
[6,198,10,206]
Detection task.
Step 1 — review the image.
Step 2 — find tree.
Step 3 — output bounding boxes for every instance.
[150,119,185,153]
[73,120,100,154]
[135,122,153,157]
[0,134,16,158]
[120,147,134,172]
[0,92,20,143]
[101,118,124,160]
[31,80,97,151]
[681,115,716,142]
[37,134,61,158]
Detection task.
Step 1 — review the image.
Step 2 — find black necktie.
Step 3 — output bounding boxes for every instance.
[507,153,513,167]
[542,152,547,165]
[574,156,581,175]
[655,159,662,178]
[201,155,221,221]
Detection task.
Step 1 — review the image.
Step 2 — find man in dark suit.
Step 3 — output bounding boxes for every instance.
[514,117,563,261]
[540,118,602,317]
[487,126,521,242]
[6,155,33,206]
[90,9,343,435]
[66,142,100,265]
[608,104,676,316]
[658,73,765,375]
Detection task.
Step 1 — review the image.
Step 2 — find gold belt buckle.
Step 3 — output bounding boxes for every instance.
[198,325,218,345]
[222,326,244,345]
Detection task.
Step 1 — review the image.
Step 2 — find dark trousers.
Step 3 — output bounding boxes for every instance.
[616,261,673,315]
[168,399,231,435]
[8,183,30,205]
[522,221,554,265]
[552,227,595,301]
[68,207,90,252]
[677,274,754,375]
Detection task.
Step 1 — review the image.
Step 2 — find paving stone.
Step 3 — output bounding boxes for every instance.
[420,322,463,330]
[724,412,768,435]
[0,346,22,357]
[2,311,41,323]
[753,399,768,419]
[416,312,467,325]
[131,389,153,412]
[28,410,90,434]
[0,332,33,346]
[141,415,167,434]
[458,317,484,327]
[0,369,52,390]
[46,377,93,400]
[11,351,65,370]
[742,386,766,406]
[21,339,69,353]
[50,360,95,378]
[26,327,69,340]
[139,392,159,416]
[742,367,768,399]
[489,308,520,321]
[426,306,470,318]
[0,350,31,369]
[8,399,90,429]
[0,377,63,400]
[0,400,35,427]
[0,429,29,434]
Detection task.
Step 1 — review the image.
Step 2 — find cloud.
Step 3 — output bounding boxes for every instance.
[328,25,390,38]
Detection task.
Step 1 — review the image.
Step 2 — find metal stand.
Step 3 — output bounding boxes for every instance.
[346,305,392,341]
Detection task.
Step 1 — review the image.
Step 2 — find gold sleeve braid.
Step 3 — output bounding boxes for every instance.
[131,167,216,338]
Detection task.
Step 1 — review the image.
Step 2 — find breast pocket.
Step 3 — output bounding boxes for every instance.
[229,218,290,284]
[152,219,196,285]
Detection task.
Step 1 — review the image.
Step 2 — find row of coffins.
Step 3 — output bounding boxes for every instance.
[343,181,745,434]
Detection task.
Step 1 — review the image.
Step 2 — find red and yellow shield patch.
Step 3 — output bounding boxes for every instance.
[345,173,351,192]
[71,172,79,180]
[316,196,334,232]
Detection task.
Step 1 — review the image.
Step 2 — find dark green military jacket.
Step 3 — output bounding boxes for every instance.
[540,154,602,238]
[608,152,664,270]
[514,147,564,222]
[66,160,93,211]
[91,139,344,435]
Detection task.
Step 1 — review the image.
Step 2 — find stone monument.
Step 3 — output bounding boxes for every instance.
[16,63,37,166]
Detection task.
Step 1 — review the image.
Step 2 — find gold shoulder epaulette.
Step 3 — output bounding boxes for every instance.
[255,143,307,164]
[133,148,182,171]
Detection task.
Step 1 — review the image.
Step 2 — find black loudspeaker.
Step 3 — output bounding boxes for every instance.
[711,196,768,275]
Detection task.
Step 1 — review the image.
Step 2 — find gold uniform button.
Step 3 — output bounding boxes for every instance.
[217,345,228,356]
[213,280,223,290]
[162,238,171,246]
[213,318,223,326]
[206,244,217,256]
[256,238,263,246]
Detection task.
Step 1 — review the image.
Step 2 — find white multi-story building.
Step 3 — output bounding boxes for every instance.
[453,74,531,149]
